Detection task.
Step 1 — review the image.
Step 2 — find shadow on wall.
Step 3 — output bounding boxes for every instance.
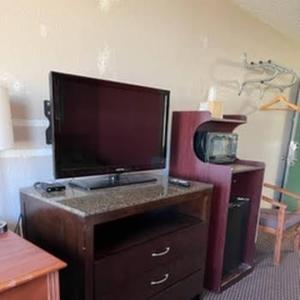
[208,57,261,115]
[11,101,30,145]
[208,57,297,116]
[10,99,48,149]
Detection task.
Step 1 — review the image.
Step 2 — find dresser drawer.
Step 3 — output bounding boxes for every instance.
[150,270,204,300]
[94,222,207,300]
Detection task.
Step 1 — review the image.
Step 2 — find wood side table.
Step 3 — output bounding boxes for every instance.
[0,231,66,300]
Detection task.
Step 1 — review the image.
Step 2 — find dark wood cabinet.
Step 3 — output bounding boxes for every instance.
[169,111,265,292]
[94,217,205,300]
[20,178,212,300]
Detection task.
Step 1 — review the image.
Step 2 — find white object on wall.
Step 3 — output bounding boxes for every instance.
[0,87,13,150]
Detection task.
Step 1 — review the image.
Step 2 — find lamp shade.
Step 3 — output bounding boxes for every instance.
[0,87,13,150]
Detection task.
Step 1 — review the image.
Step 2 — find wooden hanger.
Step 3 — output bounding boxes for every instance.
[260,95,300,112]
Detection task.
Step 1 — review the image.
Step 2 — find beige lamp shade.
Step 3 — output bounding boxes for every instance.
[0,86,13,150]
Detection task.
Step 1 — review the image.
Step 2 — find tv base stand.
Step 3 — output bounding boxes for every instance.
[69,173,157,190]
[21,178,213,300]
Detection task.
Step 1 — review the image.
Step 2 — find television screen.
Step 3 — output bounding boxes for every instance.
[50,72,169,179]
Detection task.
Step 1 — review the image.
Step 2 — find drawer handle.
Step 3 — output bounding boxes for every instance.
[151,247,170,257]
[150,273,169,286]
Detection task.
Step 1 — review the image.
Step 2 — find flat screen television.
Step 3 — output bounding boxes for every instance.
[50,72,170,189]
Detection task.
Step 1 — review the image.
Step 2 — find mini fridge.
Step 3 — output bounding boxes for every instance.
[222,198,250,276]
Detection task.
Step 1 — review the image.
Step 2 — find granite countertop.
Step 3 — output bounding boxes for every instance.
[20,176,212,218]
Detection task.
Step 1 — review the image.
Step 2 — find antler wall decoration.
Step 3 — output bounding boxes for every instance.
[238,53,299,98]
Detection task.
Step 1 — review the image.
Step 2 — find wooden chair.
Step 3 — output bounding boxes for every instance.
[259,183,300,265]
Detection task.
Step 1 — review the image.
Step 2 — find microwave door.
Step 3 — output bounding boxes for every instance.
[207,135,226,162]
[207,134,238,164]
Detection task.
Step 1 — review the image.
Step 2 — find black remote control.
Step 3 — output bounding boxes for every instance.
[34,182,66,193]
[168,177,191,188]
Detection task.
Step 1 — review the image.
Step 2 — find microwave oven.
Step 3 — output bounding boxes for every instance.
[194,131,238,164]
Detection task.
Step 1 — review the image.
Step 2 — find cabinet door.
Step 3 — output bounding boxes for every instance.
[222,201,250,276]
[283,110,300,211]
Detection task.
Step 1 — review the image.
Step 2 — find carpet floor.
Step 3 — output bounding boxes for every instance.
[203,233,300,300]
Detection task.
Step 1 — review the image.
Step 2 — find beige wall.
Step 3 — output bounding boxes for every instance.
[1,0,300,223]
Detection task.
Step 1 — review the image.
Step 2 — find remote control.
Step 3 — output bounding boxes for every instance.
[34,182,66,193]
[168,177,191,188]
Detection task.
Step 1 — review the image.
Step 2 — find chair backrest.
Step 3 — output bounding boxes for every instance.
[264,183,300,212]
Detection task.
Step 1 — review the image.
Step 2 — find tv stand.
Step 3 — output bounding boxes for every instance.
[69,173,157,190]
[20,178,213,300]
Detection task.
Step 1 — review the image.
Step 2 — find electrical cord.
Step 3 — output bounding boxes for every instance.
[14,214,23,236]
[33,181,42,190]
[0,221,8,234]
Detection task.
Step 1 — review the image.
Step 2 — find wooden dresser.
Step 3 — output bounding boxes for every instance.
[20,177,212,300]
[0,231,66,300]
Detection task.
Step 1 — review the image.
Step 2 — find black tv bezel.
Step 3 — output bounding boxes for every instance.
[50,71,170,179]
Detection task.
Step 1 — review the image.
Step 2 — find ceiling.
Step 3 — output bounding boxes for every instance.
[232,0,300,44]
